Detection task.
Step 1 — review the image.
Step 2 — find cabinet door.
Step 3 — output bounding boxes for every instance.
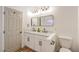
[24,34,30,47]
[41,40,47,52]
[41,40,55,52]
[24,33,35,50]
[29,35,35,50]
[34,38,41,52]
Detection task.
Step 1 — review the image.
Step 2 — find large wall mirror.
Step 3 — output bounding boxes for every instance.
[31,17,41,26]
[31,15,54,26]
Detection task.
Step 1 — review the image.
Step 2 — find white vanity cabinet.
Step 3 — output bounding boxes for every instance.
[23,32,56,52]
[35,35,56,52]
[41,40,55,52]
[34,38,48,52]
[24,33,30,47]
[34,38,41,52]
[23,33,35,50]
[28,35,35,50]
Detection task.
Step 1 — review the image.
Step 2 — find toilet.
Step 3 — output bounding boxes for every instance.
[59,36,72,52]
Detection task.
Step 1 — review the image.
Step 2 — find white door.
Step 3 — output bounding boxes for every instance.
[4,7,22,52]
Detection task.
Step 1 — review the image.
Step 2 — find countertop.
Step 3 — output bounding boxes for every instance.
[24,31,56,40]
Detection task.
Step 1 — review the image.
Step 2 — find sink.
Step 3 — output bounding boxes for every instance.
[25,31,53,37]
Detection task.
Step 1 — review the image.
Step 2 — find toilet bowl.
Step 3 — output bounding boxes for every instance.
[60,48,71,52]
[59,36,72,52]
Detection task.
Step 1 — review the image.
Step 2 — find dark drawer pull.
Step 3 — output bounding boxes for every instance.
[3,31,5,34]
[39,41,42,46]
[27,37,30,41]
[20,31,22,34]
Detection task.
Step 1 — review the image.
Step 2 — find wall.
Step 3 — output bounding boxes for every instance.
[54,7,78,52]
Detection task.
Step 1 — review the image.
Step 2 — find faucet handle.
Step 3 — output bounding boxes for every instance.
[42,28,48,33]
[32,27,36,31]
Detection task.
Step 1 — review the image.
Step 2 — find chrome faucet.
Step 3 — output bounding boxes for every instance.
[32,27,36,32]
[42,28,48,33]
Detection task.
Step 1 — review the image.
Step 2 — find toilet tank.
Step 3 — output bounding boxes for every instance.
[59,36,72,49]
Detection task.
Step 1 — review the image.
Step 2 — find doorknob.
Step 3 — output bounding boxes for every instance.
[20,31,22,34]
[3,31,5,34]
[27,37,30,41]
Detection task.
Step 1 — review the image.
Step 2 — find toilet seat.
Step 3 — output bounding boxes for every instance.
[60,48,71,52]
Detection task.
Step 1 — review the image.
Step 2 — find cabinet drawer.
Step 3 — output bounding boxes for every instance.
[23,33,32,39]
[35,35,47,40]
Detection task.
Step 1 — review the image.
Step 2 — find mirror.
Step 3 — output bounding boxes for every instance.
[31,15,54,26]
[31,17,41,26]
[41,15,54,26]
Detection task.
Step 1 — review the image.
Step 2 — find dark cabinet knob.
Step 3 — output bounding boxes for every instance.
[20,31,22,34]
[27,37,30,41]
[3,31,5,34]
[50,42,53,45]
[39,41,42,46]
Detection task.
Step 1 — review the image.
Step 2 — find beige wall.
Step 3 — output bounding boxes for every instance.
[54,7,78,51]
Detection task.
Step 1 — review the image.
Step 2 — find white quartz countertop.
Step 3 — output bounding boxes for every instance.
[24,31,55,37]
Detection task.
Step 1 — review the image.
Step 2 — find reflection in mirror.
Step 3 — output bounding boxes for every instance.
[31,17,39,26]
[31,15,54,26]
[31,17,41,26]
[41,15,54,26]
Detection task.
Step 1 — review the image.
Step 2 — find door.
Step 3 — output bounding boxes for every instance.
[4,7,22,52]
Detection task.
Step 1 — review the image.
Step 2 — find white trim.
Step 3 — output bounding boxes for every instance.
[58,36,72,40]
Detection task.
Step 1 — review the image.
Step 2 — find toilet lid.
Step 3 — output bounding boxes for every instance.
[60,48,71,52]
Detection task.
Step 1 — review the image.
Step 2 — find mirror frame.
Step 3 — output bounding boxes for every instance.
[31,17,41,26]
[31,15,54,27]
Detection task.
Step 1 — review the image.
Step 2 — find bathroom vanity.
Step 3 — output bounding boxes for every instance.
[23,31,57,52]
[22,15,56,52]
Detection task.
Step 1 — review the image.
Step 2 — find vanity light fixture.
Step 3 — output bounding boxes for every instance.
[27,6,54,16]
